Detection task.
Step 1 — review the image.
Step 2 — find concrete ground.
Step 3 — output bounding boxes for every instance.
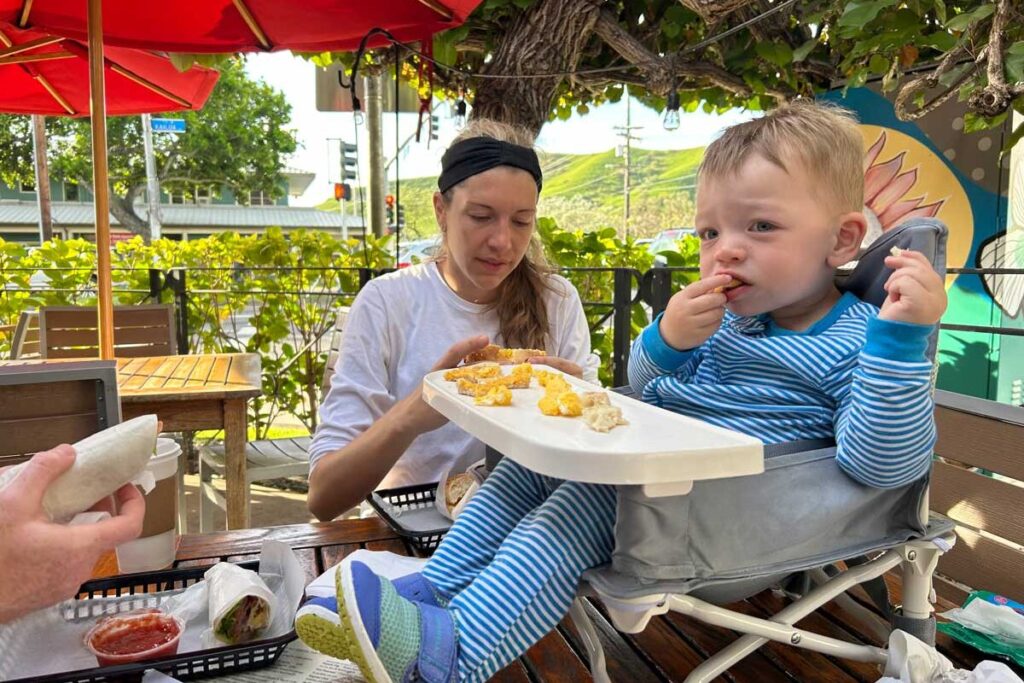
[179,473,317,534]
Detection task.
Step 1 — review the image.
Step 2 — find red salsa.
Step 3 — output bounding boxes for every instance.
[86,611,183,666]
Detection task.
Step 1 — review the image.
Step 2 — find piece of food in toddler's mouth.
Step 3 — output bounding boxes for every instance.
[712,278,744,294]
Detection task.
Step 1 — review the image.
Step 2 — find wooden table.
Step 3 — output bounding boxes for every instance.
[2,353,263,528]
[91,519,998,683]
[116,354,262,530]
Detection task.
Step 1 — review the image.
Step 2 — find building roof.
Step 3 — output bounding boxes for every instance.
[0,201,364,229]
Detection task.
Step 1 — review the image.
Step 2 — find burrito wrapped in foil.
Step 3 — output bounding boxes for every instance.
[205,562,276,644]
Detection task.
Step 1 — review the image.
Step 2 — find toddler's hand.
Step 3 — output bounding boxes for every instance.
[879,249,947,326]
[659,274,730,350]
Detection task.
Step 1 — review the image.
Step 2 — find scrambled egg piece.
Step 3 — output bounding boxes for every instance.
[475,384,512,406]
[444,363,501,382]
[583,404,628,432]
[557,391,582,417]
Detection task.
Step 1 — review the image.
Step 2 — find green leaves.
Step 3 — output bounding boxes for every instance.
[944,3,995,32]
[755,41,793,68]
[838,0,897,35]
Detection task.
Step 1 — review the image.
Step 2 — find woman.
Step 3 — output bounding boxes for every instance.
[307,120,598,521]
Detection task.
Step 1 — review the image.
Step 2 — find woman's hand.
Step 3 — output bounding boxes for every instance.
[528,355,583,379]
[391,335,492,435]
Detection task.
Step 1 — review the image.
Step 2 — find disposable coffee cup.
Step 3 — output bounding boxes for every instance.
[116,437,181,573]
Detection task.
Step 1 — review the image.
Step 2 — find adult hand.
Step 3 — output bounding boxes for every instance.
[658,274,730,351]
[879,250,947,326]
[528,355,583,379]
[0,445,145,624]
[390,335,491,436]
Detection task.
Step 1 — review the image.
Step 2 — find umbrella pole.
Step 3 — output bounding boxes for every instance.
[87,0,114,359]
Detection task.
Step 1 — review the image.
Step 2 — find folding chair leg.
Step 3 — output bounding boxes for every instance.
[890,540,944,645]
[568,598,610,683]
[898,540,941,619]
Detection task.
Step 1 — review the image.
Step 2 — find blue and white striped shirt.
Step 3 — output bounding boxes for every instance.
[629,292,936,488]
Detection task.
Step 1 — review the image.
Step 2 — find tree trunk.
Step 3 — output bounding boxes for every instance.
[470,0,600,136]
[106,185,152,242]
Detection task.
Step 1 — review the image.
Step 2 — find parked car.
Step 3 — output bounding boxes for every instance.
[648,228,697,266]
[396,237,442,268]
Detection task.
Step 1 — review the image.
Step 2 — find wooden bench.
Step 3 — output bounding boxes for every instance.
[7,310,40,359]
[930,389,1024,604]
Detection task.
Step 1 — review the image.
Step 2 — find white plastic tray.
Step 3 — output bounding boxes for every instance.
[422,365,764,496]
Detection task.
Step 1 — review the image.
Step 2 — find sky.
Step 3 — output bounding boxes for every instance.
[243,52,756,207]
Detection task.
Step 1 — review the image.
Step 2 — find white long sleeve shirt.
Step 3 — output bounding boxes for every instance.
[310,261,600,490]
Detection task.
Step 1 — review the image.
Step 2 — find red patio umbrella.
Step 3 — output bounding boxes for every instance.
[0,22,219,115]
[0,0,483,359]
[0,0,482,53]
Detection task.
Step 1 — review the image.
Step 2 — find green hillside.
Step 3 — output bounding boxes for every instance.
[318,146,705,239]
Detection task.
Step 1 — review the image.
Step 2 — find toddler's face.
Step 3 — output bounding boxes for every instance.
[694,153,848,329]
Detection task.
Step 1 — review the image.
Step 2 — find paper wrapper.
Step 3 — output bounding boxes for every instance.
[434,458,487,521]
[204,562,277,645]
[0,414,158,522]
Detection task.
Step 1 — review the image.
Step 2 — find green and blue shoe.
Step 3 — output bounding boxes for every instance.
[295,560,458,683]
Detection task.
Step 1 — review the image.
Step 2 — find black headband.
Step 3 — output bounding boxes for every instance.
[438,138,543,194]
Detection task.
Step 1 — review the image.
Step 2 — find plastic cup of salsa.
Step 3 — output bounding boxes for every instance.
[84,609,185,667]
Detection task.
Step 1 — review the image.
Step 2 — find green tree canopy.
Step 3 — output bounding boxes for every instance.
[318,0,1022,144]
[0,60,297,240]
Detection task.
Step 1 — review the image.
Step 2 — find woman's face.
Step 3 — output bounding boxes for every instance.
[433,165,539,304]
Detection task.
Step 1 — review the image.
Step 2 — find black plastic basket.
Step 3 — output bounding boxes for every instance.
[5,560,295,683]
[367,482,453,555]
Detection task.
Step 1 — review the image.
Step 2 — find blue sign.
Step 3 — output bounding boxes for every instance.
[151,118,187,134]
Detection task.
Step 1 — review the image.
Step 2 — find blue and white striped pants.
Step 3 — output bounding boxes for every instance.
[423,458,617,682]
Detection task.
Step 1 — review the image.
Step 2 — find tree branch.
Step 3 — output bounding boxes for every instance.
[894,45,974,121]
[677,0,761,24]
[968,0,1023,116]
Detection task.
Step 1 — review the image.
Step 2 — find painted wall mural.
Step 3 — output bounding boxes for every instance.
[824,87,1019,403]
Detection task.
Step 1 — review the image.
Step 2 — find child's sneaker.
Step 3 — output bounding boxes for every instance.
[296,560,458,683]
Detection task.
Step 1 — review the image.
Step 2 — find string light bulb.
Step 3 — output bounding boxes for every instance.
[663,89,681,131]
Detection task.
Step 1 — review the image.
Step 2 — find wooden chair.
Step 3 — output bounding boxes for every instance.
[0,360,120,467]
[930,389,1024,603]
[38,304,176,359]
[197,307,349,531]
[9,310,41,359]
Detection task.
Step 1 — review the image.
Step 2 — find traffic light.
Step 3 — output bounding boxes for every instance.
[341,141,357,181]
[397,204,406,229]
[333,183,351,201]
[430,114,439,141]
[385,194,395,226]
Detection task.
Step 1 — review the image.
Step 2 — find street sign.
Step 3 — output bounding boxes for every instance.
[151,118,187,133]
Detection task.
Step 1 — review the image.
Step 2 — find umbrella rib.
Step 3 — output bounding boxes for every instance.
[110,63,192,108]
[0,35,62,58]
[36,74,76,114]
[231,0,271,49]
[415,0,454,20]
[0,49,73,66]
[18,0,32,28]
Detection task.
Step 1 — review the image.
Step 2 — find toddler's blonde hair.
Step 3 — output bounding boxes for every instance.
[698,100,864,213]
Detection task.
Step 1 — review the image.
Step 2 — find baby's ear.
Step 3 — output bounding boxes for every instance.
[828,211,867,267]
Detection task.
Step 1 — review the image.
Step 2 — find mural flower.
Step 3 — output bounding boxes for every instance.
[862,131,944,246]
[979,159,1024,318]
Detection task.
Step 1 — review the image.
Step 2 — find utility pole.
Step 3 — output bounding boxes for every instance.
[141,113,161,241]
[31,115,53,243]
[366,72,387,238]
[613,89,642,240]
